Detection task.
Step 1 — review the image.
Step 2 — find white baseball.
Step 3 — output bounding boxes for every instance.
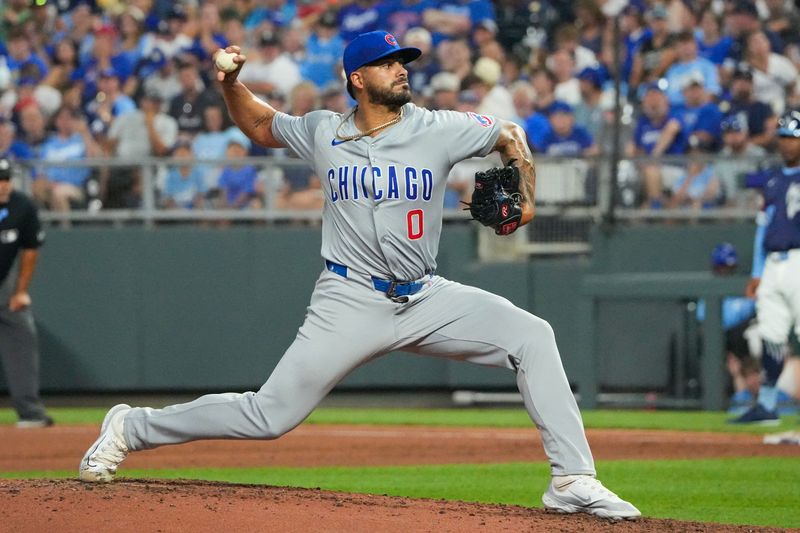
[215,50,238,73]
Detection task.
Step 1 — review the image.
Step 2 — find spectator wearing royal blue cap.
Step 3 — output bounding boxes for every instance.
[720,68,776,150]
[214,134,262,210]
[138,50,182,104]
[664,30,720,106]
[716,114,767,206]
[672,73,723,152]
[627,83,687,208]
[85,68,136,138]
[538,101,597,157]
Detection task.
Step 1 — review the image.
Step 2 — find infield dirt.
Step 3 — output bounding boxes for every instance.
[1,424,797,532]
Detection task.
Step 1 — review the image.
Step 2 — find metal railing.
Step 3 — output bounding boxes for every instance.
[13,153,772,252]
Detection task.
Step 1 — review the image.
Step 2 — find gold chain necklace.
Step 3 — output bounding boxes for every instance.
[334,106,404,142]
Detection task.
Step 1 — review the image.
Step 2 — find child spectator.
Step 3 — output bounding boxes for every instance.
[538,102,598,157]
[161,141,207,210]
[667,147,721,209]
[215,135,261,210]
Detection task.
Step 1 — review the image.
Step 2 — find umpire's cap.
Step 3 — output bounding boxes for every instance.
[0,157,11,181]
[777,109,800,138]
[711,242,738,268]
[343,31,421,96]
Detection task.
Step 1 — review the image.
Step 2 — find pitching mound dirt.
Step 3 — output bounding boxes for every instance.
[0,478,787,533]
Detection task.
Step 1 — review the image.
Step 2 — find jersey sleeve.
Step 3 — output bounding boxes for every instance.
[19,201,44,250]
[271,110,333,163]
[435,110,503,166]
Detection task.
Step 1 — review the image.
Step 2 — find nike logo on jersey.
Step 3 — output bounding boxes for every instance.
[331,138,348,146]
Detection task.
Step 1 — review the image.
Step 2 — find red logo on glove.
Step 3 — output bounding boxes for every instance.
[499,222,518,235]
[501,204,509,217]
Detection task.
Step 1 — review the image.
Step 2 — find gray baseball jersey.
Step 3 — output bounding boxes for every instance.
[271,103,500,280]
[122,103,595,478]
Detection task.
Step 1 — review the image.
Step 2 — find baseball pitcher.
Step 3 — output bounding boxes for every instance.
[79,31,639,520]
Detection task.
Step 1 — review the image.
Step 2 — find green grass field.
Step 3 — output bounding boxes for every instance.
[2,407,799,528]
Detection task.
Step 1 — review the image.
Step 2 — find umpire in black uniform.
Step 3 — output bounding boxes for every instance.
[0,157,52,428]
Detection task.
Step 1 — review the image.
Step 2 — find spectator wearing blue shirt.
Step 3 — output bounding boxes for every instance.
[215,136,262,210]
[696,10,732,66]
[423,0,495,45]
[35,106,102,214]
[380,0,435,41]
[3,28,49,84]
[191,3,230,61]
[338,0,384,43]
[672,74,723,152]
[0,119,34,162]
[161,141,207,209]
[664,30,721,106]
[539,102,598,157]
[627,84,688,207]
[619,3,650,85]
[85,68,137,138]
[300,11,345,89]
[668,147,721,209]
[72,25,135,106]
[243,0,296,30]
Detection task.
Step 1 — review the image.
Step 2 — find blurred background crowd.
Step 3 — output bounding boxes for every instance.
[1,0,800,215]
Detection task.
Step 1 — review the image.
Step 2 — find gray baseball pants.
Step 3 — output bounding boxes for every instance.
[0,272,48,420]
[124,267,595,475]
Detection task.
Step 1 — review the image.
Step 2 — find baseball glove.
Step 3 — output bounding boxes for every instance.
[464,160,523,235]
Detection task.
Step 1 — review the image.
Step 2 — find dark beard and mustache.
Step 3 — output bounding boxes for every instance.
[365,81,412,109]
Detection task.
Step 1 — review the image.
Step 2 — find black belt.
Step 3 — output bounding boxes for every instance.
[325,260,431,299]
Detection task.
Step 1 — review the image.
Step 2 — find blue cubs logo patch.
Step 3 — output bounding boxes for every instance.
[468,112,493,127]
[385,34,398,46]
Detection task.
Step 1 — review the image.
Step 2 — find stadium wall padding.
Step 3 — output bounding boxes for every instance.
[0,222,756,399]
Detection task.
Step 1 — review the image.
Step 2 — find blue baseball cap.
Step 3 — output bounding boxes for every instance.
[711,243,738,268]
[578,67,603,88]
[343,31,421,90]
[547,101,574,115]
[721,114,747,133]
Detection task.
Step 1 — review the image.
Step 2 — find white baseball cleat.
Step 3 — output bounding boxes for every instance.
[79,404,131,483]
[542,475,641,520]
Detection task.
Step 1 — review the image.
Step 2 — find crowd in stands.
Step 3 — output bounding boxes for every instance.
[0,0,799,214]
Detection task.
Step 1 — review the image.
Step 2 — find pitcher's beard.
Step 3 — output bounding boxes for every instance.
[366,83,412,109]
